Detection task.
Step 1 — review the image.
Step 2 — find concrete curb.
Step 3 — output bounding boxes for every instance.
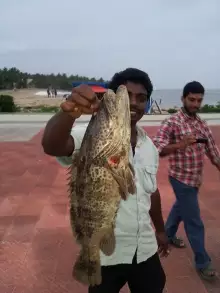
[1,113,220,124]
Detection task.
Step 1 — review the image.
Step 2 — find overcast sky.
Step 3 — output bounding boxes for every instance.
[0,0,219,89]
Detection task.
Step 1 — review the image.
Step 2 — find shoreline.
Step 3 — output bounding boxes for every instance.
[1,88,219,108]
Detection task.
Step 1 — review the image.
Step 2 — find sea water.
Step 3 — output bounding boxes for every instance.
[152,89,220,108]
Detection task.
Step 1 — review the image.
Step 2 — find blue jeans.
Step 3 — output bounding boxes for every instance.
[165,176,211,269]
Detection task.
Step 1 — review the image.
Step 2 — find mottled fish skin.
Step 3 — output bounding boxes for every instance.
[68,85,136,286]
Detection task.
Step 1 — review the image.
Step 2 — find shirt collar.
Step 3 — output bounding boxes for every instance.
[180,107,202,122]
[135,125,148,148]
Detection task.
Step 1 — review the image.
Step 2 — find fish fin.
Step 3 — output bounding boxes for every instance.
[100,228,116,256]
[69,205,77,235]
[109,169,128,200]
[108,163,136,200]
[126,163,136,195]
[73,245,101,286]
[68,151,80,240]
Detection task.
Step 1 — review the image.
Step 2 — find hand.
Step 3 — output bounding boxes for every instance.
[60,84,101,118]
[156,231,170,258]
[178,134,196,150]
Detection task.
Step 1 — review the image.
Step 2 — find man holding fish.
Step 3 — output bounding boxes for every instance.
[42,68,169,293]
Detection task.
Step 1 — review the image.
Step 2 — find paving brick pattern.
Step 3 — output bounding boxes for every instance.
[0,126,220,293]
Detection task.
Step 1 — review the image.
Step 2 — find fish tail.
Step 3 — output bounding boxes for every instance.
[126,163,136,195]
[100,228,116,256]
[73,244,102,286]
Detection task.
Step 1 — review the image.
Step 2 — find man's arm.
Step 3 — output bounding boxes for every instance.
[153,119,177,157]
[149,188,165,233]
[204,125,220,170]
[149,188,170,257]
[153,118,196,156]
[42,84,100,157]
[42,111,75,156]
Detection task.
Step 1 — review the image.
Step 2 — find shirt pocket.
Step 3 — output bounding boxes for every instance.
[185,143,206,158]
[174,122,190,138]
[135,165,157,194]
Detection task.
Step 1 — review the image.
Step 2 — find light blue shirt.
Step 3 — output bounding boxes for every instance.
[57,124,159,265]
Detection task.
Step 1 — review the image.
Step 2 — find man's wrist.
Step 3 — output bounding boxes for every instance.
[155,228,166,233]
[150,212,165,233]
[154,220,166,233]
[59,107,78,120]
[176,141,185,150]
[60,99,82,119]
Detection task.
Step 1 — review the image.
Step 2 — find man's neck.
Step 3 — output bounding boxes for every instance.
[130,125,137,156]
[131,125,137,135]
[181,107,197,118]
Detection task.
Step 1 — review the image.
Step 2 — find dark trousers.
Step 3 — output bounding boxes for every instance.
[88,252,166,293]
[165,176,211,269]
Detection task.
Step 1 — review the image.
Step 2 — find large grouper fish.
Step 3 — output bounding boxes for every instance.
[68,85,136,286]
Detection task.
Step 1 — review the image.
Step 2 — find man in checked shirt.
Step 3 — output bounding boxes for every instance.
[153,81,220,281]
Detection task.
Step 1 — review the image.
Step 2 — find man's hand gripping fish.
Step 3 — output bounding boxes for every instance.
[68,85,136,286]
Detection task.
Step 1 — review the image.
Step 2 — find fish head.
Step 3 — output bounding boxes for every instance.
[100,85,131,166]
[80,85,131,167]
[102,85,130,129]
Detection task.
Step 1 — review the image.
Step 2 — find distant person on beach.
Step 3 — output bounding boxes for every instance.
[47,88,51,98]
[153,81,220,281]
[42,68,169,293]
[54,88,57,98]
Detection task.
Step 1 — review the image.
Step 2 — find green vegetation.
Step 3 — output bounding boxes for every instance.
[199,102,220,113]
[21,105,59,113]
[167,108,178,114]
[1,93,220,114]
[168,102,220,114]
[0,67,106,90]
[1,67,220,114]
[0,94,59,113]
[0,94,60,113]
[0,95,16,112]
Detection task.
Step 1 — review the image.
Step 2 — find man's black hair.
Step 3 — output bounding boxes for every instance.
[108,68,153,99]
[183,81,205,98]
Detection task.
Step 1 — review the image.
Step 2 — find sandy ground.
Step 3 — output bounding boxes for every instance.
[0,89,65,107]
[0,89,168,114]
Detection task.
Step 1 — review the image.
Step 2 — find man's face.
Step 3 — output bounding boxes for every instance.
[181,93,203,115]
[125,81,148,125]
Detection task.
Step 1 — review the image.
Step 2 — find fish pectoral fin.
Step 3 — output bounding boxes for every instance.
[126,163,136,195]
[109,169,128,200]
[100,228,116,256]
[109,164,136,200]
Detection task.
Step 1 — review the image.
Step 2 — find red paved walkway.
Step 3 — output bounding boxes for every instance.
[0,126,220,293]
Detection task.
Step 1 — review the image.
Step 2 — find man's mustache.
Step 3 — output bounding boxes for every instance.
[130,107,138,112]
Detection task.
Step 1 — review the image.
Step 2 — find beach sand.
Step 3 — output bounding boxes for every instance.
[0,89,66,107]
[0,88,170,113]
